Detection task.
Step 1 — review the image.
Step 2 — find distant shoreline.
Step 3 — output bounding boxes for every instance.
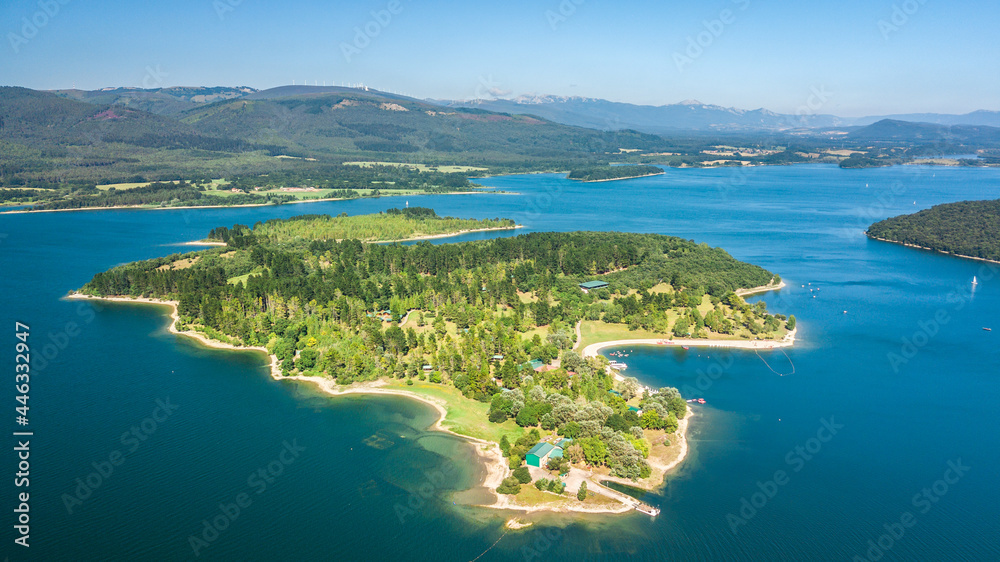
[866,233,1000,265]
[569,171,665,183]
[0,190,493,215]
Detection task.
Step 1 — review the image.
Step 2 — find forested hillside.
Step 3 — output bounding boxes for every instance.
[0,86,674,206]
[867,199,1000,262]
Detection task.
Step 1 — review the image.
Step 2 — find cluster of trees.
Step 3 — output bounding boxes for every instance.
[490,369,690,481]
[221,165,476,193]
[567,165,663,181]
[28,181,298,211]
[867,198,1000,262]
[0,188,45,204]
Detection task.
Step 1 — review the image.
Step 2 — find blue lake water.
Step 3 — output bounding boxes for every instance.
[2,163,999,560]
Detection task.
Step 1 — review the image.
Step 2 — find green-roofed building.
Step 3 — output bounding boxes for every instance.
[579,280,610,293]
[525,443,557,467]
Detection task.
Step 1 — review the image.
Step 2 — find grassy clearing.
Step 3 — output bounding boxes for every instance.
[227,273,253,285]
[97,178,230,191]
[156,256,200,271]
[510,485,572,507]
[577,321,671,350]
[577,318,786,350]
[96,181,163,191]
[509,483,621,508]
[382,380,524,444]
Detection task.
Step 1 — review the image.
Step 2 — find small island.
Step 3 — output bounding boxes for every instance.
[867,198,1000,263]
[71,209,794,516]
[567,165,665,182]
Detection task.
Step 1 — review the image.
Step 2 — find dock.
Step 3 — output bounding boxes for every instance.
[589,480,660,517]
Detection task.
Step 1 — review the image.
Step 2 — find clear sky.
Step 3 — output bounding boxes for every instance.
[1,0,997,116]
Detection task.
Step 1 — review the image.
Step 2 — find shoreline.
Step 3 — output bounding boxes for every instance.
[0,189,495,215]
[64,293,281,377]
[371,224,524,243]
[569,171,666,183]
[736,279,787,297]
[65,291,690,516]
[581,328,796,359]
[866,233,1000,265]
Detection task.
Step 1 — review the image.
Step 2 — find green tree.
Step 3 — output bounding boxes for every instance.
[513,466,532,484]
[581,437,608,465]
[496,476,521,495]
[577,481,588,501]
[499,435,511,457]
[297,348,319,369]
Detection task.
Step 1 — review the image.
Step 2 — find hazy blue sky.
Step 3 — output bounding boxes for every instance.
[2,0,996,116]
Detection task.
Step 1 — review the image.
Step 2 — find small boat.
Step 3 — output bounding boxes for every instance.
[972,276,978,285]
[697,398,706,404]
[682,346,690,350]
[609,361,628,370]
[984,327,992,332]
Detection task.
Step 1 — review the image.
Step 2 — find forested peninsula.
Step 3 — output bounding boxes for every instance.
[567,165,665,182]
[867,199,1000,263]
[74,209,794,514]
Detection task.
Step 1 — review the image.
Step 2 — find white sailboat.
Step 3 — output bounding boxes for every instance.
[972,276,978,285]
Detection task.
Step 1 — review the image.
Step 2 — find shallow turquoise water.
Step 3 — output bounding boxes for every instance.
[2,164,999,560]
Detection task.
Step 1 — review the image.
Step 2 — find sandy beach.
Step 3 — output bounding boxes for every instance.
[581,328,797,360]
[177,240,227,246]
[369,224,524,243]
[736,279,787,297]
[571,171,666,183]
[867,234,1000,265]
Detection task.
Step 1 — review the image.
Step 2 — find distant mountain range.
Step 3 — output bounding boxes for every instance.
[434,95,1000,134]
[4,84,1000,191]
[1,85,681,186]
[38,86,1000,134]
[37,87,1000,134]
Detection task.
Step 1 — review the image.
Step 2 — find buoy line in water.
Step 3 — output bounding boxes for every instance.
[469,528,511,562]
[755,348,795,376]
